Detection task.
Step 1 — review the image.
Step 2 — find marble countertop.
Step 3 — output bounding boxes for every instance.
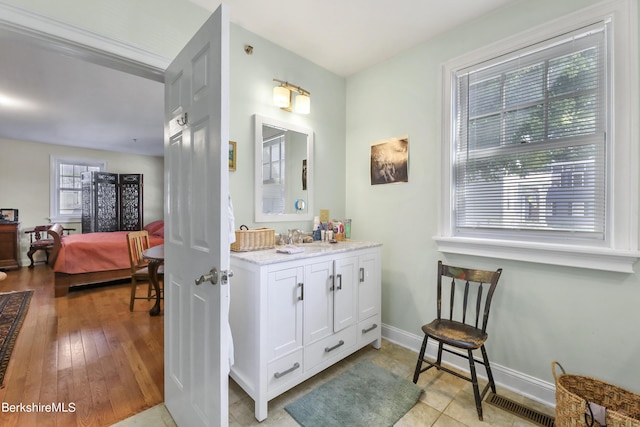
[230,240,382,265]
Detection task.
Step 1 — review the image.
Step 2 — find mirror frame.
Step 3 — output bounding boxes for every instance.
[254,114,314,222]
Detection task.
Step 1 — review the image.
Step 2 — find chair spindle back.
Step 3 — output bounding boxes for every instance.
[437,261,502,333]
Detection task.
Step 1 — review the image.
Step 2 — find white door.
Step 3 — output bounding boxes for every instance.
[163,4,230,427]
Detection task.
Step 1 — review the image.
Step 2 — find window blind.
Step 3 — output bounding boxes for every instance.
[453,22,608,240]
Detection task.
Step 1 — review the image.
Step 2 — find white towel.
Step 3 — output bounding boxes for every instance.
[228,194,236,244]
[277,245,305,254]
[226,194,235,371]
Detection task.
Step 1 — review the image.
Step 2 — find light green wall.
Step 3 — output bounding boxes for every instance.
[0,138,164,265]
[346,0,640,393]
[228,24,346,233]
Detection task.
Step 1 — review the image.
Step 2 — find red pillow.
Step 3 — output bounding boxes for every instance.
[144,220,164,236]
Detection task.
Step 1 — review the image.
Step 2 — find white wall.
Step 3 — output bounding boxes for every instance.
[346,0,640,401]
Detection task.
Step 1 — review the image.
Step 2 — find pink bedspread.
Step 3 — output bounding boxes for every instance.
[54,231,163,274]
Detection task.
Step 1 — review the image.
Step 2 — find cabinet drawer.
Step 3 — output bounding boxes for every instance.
[267,350,303,393]
[304,325,356,371]
[357,314,381,347]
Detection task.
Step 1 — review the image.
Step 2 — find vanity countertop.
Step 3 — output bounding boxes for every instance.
[230,240,382,265]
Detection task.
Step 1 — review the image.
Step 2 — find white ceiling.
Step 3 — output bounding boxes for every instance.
[0,0,517,157]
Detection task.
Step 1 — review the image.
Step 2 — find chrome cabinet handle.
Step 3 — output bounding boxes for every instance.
[324,340,345,353]
[359,267,365,282]
[336,273,342,290]
[274,362,300,379]
[298,282,304,301]
[362,323,378,334]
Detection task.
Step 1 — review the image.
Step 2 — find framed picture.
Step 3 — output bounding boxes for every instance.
[0,208,19,222]
[370,136,409,185]
[229,141,237,171]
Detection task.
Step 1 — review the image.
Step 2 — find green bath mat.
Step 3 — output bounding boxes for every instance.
[285,360,422,427]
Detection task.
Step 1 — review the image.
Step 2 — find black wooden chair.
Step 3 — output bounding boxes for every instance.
[413,261,503,421]
[25,225,74,268]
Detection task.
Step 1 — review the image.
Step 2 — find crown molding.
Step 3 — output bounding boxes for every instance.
[0,1,170,82]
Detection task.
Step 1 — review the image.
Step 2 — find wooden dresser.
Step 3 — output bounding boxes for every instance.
[0,222,20,270]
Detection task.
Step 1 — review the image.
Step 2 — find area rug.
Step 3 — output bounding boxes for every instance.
[285,360,422,427]
[0,290,33,387]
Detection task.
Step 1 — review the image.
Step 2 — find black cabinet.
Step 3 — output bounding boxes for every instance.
[81,172,143,233]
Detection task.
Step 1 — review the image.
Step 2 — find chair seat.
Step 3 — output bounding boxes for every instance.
[30,239,54,249]
[422,319,488,350]
[132,265,164,278]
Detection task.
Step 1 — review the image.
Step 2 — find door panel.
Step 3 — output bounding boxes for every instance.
[267,267,304,361]
[303,260,334,344]
[333,256,358,332]
[358,252,381,321]
[164,5,230,427]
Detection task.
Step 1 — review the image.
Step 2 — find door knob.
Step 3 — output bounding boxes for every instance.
[195,268,218,285]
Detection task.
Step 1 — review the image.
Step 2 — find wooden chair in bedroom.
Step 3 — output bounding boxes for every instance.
[25,224,74,268]
[413,261,503,421]
[126,230,163,311]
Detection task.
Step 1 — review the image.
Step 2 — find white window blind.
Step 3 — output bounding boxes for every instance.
[453,23,608,241]
[50,156,106,223]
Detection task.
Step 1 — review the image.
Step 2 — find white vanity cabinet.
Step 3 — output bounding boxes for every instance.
[229,242,382,421]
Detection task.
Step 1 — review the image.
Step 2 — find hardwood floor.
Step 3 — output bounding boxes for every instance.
[0,266,163,427]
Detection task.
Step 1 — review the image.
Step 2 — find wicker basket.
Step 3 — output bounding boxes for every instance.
[553,361,640,427]
[230,227,275,252]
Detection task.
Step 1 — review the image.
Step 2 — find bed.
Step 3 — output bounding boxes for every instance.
[47,220,164,297]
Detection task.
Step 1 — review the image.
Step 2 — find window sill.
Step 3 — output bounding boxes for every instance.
[434,236,640,273]
[49,216,80,225]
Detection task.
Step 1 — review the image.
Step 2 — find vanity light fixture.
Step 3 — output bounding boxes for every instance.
[273,79,311,114]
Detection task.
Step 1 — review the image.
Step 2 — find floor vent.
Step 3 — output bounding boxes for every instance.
[486,393,555,427]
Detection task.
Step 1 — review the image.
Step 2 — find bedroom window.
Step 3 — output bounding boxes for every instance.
[435,1,639,272]
[50,156,106,223]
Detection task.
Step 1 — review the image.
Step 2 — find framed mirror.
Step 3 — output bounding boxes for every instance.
[254,114,314,222]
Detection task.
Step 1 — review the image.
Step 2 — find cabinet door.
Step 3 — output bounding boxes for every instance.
[303,259,333,345]
[268,266,304,361]
[358,251,381,321]
[333,255,358,332]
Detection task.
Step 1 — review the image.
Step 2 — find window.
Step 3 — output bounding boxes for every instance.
[455,24,606,241]
[436,1,639,272]
[262,133,286,214]
[50,156,106,223]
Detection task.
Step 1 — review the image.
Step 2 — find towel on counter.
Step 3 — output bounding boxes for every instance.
[277,245,305,254]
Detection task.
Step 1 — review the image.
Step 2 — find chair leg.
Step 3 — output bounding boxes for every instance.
[413,335,428,383]
[481,345,496,394]
[436,342,444,368]
[129,277,137,311]
[468,349,484,421]
[27,248,36,269]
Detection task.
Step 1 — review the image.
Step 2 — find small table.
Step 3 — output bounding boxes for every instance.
[142,244,164,316]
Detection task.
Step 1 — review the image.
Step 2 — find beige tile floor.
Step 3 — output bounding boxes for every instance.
[111,339,555,426]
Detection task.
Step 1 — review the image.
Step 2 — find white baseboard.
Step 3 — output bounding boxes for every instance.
[381,323,556,409]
